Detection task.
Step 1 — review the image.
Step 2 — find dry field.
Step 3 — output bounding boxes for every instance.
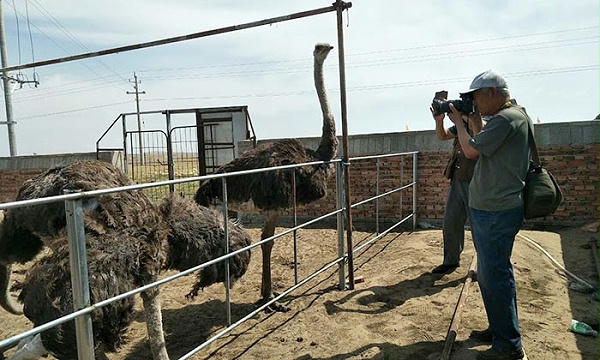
[1,226,598,360]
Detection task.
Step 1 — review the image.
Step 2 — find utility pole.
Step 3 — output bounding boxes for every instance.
[127,72,145,165]
[0,0,17,156]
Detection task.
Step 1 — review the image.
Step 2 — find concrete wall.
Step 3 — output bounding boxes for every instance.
[0,151,122,203]
[240,120,599,155]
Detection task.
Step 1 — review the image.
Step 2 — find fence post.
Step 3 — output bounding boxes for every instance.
[64,192,95,360]
[375,158,380,235]
[291,169,299,285]
[335,161,346,290]
[221,178,232,326]
[412,152,418,230]
[122,114,129,175]
[166,111,175,193]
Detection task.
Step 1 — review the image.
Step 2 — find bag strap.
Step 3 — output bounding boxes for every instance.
[526,117,541,167]
[507,104,540,167]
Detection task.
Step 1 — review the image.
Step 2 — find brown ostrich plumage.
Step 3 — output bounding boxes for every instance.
[0,160,170,360]
[18,231,144,359]
[194,43,337,312]
[159,194,251,299]
[195,139,331,210]
[0,160,165,265]
[0,160,252,360]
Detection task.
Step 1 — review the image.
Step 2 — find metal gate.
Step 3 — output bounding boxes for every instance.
[96,106,255,202]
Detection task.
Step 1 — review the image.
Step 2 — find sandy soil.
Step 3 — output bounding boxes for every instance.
[0,225,598,360]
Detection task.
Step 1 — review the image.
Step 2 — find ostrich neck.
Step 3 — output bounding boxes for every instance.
[314,58,338,161]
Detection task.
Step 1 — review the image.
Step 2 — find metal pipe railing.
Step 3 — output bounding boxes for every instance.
[0,160,341,212]
[1,4,351,73]
[0,151,418,359]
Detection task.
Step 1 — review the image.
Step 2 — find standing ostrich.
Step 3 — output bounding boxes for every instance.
[0,161,252,360]
[195,43,338,312]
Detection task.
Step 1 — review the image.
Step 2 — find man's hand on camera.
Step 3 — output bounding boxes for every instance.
[448,103,463,126]
[430,105,445,122]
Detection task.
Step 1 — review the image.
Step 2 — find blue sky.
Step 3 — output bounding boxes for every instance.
[0,0,598,156]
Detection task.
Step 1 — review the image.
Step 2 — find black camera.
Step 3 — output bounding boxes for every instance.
[432,93,475,116]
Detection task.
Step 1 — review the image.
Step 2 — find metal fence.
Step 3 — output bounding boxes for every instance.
[0,151,417,360]
[96,106,256,202]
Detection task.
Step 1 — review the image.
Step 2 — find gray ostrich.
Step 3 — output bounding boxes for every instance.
[195,43,338,312]
[0,160,251,360]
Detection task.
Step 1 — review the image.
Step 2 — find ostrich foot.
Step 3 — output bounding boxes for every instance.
[257,294,291,313]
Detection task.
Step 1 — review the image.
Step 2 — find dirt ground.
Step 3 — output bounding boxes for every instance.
[0,225,598,360]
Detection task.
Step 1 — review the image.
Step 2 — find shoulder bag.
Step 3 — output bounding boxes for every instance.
[523,119,563,219]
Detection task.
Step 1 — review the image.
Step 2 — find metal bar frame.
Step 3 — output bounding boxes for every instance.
[1,5,350,73]
[64,193,95,360]
[0,3,430,359]
[0,151,418,358]
[221,178,232,326]
[335,161,346,290]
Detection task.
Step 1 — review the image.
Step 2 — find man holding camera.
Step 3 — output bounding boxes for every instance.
[448,70,530,360]
[430,91,482,275]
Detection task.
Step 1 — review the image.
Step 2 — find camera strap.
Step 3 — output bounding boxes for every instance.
[500,100,513,110]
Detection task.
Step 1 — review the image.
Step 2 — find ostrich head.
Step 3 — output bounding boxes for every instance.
[313,43,333,63]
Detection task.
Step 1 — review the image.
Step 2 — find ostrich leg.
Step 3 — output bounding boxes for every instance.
[259,212,290,313]
[0,264,23,315]
[141,288,170,360]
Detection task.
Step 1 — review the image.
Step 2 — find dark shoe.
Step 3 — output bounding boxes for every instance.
[470,328,493,343]
[477,347,524,360]
[431,264,459,274]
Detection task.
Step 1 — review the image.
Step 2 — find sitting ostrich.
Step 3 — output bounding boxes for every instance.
[0,160,170,360]
[195,43,338,312]
[0,160,251,360]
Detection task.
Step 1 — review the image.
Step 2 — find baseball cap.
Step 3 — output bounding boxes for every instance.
[460,70,508,95]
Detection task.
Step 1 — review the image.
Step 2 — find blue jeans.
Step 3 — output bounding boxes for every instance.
[470,206,524,353]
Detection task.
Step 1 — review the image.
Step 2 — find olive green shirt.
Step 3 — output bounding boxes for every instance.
[468,104,532,211]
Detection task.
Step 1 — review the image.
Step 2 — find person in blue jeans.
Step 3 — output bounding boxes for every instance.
[448,70,531,360]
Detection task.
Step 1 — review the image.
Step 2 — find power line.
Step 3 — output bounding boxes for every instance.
[12,75,125,102]
[0,4,345,73]
[139,36,598,81]
[15,100,130,120]
[136,25,599,73]
[14,64,595,122]
[28,0,129,84]
[144,65,598,101]
[8,32,598,102]
[3,0,129,91]
[9,0,19,64]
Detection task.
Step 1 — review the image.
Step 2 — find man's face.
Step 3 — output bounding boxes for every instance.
[473,88,493,116]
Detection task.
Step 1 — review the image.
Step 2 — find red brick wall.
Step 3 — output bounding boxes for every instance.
[1,145,598,227]
[0,170,43,203]
[541,145,599,223]
[275,144,599,228]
